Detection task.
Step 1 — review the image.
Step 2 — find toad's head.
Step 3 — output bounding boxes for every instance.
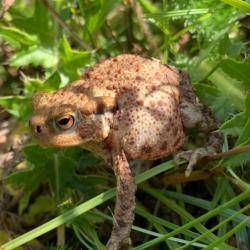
[29,81,116,147]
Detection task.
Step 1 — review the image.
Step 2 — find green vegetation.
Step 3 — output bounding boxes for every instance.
[0,0,250,249]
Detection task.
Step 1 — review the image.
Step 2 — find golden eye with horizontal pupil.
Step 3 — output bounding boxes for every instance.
[55,115,75,130]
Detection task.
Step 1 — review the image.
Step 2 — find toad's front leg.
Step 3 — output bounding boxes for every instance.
[106,132,137,250]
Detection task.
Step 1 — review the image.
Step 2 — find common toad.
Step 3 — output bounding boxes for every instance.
[30,54,223,250]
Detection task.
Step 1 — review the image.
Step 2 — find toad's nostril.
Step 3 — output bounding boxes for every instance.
[36,126,42,133]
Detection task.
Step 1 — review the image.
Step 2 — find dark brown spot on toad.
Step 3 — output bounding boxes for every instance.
[141,145,153,153]
[160,141,168,150]
[173,137,182,148]
[136,99,144,106]
[136,76,144,81]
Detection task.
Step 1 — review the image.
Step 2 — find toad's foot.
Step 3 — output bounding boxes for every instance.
[175,131,223,177]
[174,146,217,177]
[106,237,132,250]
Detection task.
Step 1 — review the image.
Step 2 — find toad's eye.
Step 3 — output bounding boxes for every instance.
[55,115,75,130]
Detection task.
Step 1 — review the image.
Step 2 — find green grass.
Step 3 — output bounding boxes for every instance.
[1,0,250,249]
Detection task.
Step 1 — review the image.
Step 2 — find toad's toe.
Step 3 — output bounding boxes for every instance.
[105,237,132,250]
[175,147,215,177]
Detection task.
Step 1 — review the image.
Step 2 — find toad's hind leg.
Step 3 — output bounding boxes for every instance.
[176,71,223,176]
[105,131,136,250]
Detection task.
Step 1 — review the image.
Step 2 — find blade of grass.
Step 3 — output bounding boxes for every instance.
[198,60,245,109]
[152,223,181,249]
[221,0,250,12]
[143,195,161,243]
[75,224,104,250]
[136,205,200,239]
[145,8,210,18]
[140,184,228,245]
[134,226,208,249]
[165,190,250,227]
[1,160,174,250]
[94,209,207,248]
[175,204,250,250]
[72,224,94,250]
[133,189,250,250]
[211,178,229,208]
[204,215,250,250]
[138,191,180,249]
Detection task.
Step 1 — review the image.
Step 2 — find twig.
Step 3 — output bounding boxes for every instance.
[209,144,250,161]
[57,224,65,246]
[161,169,224,185]
[105,19,123,51]
[124,0,134,52]
[161,144,250,185]
[41,0,91,51]
[129,0,157,50]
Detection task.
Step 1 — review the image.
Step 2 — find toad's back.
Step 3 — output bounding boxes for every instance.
[81,54,185,160]
[83,54,180,90]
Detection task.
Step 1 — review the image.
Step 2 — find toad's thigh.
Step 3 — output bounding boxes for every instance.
[118,97,184,160]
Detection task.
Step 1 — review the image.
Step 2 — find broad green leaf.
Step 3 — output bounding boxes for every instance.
[200,58,250,121]
[0,26,38,47]
[218,35,244,58]
[79,0,120,40]
[42,71,61,90]
[7,145,100,201]
[209,69,245,110]
[23,195,56,225]
[46,153,79,201]
[6,146,59,193]
[0,96,31,120]
[9,46,57,68]
[220,112,246,136]
[219,58,250,87]
[24,71,61,94]
[7,0,35,17]
[6,163,47,192]
[18,192,32,215]
[195,83,237,122]
[221,93,250,138]
[11,0,55,47]
[59,37,92,80]
[220,93,250,166]
[196,59,246,110]
[76,151,100,171]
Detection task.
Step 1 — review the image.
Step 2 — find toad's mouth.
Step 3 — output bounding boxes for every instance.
[32,132,85,148]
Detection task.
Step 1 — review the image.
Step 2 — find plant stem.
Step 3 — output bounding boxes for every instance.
[41,0,91,51]
[210,143,250,160]
[57,225,65,246]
